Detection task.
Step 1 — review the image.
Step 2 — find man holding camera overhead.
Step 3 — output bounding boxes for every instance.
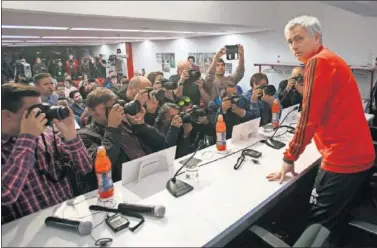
[1,83,92,224]
[169,60,212,106]
[278,66,304,108]
[204,45,245,100]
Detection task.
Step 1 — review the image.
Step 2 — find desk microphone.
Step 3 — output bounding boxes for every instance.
[264,106,299,150]
[45,216,92,236]
[166,138,205,198]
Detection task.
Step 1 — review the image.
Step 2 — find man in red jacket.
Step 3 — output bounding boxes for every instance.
[267,15,375,230]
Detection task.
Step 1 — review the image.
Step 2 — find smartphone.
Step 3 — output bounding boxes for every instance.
[242,149,262,158]
[225,45,239,60]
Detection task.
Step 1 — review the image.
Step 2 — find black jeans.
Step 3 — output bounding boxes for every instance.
[308,168,370,231]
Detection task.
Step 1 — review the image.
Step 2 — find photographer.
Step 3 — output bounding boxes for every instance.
[169,60,211,106]
[244,72,273,126]
[33,57,48,76]
[65,55,79,80]
[1,83,92,224]
[208,85,256,139]
[54,60,65,82]
[278,66,304,108]
[204,45,245,100]
[96,54,107,78]
[78,88,167,184]
[118,76,160,126]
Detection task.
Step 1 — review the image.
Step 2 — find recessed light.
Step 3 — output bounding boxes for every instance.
[42,36,102,39]
[2,25,69,30]
[2,35,41,39]
[2,40,24,43]
[71,28,142,32]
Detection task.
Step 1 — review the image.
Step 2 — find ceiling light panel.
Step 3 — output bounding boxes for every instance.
[2,35,41,38]
[42,36,102,39]
[2,25,69,30]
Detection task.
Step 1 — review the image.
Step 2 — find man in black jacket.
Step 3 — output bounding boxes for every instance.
[277,66,304,108]
[78,88,167,186]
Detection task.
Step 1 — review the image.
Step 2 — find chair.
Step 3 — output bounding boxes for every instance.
[348,166,377,237]
[249,223,330,248]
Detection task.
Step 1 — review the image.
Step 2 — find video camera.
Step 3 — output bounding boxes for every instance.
[180,105,207,124]
[108,55,117,65]
[14,59,32,80]
[185,69,201,84]
[27,103,70,125]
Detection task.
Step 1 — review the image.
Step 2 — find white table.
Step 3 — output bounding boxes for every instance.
[2,114,374,247]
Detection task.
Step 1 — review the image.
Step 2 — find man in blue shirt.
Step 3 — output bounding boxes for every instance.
[33,73,58,105]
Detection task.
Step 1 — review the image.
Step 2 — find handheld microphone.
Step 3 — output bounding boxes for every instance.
[166,139,205,198]
[264,106,299,150]
[118,203,165,218]
[44,216,92,236]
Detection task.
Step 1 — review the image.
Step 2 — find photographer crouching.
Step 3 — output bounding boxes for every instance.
[278,66,304,108]
[78,88,167,185]
[1,83,92,224]
[208,85,257,139]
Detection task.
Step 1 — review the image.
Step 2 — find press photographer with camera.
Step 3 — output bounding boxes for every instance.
[34,73,59,106]
[169,60,211,106]
[204,45,245,100]
[96,54,107,78]
[78,88,167,184]
[65,54,79,80]
[244,72,275,126]
[33,57,48,76]
[208,85,256,139]
[278,66,304,108]
[1,83,92,224]
[54,60,65,82]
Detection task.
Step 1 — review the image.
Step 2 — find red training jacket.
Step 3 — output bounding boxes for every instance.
[283,46,375,174]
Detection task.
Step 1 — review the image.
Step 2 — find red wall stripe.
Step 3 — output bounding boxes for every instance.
[126,42,134,79]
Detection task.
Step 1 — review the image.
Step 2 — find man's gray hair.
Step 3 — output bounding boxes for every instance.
[284,15,323,43]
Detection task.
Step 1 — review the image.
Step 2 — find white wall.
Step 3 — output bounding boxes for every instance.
[132,30,375,99]
[91,43,128,76]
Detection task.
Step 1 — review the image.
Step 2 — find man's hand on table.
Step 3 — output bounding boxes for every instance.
[266,161,298,184]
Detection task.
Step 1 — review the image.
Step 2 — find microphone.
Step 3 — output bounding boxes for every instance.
[264,106,299,150]
[118,203,165,218]
[44,216,92,236]
[166,139,205,198]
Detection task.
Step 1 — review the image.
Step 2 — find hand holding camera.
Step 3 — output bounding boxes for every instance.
[20,108,48,137]
[286,78,297,91]
[195,78,204,90]
[221,98,232,112]
[146,94,159,114]
[215,47,227,59]
[231,104,246,117]
[107,104,125,128]
[52,108,77,141]
[134,90,149,106]
[171,115,183,128]
[179,70,190,84]
[126,107,146,125]
[183,123,193,137]
[251,88,263,102]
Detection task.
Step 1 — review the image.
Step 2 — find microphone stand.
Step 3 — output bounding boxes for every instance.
[264,106,299,150]
[166,138,205,198]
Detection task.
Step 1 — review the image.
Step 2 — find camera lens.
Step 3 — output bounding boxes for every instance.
[46,106,70,121]
[187,69,201,83]
[124,100,141,116]
[161,79,177,90]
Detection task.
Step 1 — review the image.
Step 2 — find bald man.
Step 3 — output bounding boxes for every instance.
[169,60,211,106]
[277,66,304,108]
[125,76,152,102]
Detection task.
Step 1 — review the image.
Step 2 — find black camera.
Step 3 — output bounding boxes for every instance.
[291,74,304,83]
[227,94,248,109]
[27,103,70,124]
[123,100,142,116]
[256,85,267,100]
[160,78,177,90]
[145,87,165,102]
[186,69,201,84]
[180,105,207,124]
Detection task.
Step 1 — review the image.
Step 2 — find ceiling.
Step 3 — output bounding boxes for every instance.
[322,1,377,17]
[1,9,272,47]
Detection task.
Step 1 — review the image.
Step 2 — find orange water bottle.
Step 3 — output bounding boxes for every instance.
[272,99,280,129]
[216,114,227,151]
[95,146,114,199]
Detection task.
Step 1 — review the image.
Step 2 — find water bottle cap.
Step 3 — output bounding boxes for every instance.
[97,146,106,156]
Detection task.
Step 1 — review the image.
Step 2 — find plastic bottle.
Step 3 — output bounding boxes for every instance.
[95,146,114,199]
[272,99,280,129]
[216,114,227,151]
